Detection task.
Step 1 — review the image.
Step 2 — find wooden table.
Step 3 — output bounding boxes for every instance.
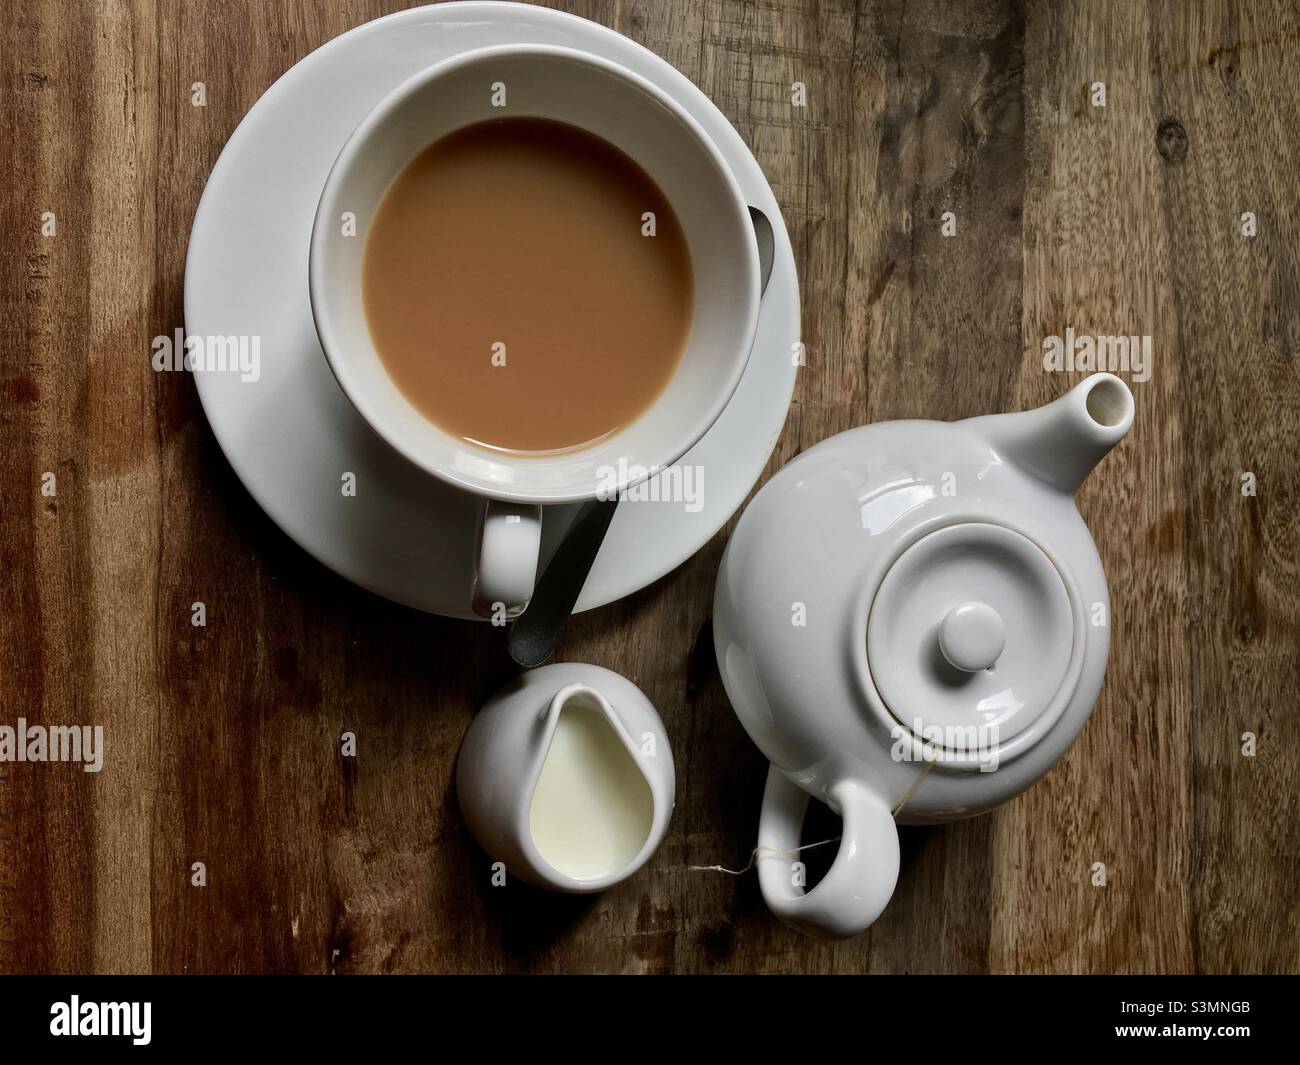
[2,0,1296,975]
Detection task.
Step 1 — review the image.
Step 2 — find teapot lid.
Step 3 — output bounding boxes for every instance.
[865,522,1082,758]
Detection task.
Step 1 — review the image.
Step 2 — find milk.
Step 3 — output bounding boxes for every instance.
[529,694,654,881]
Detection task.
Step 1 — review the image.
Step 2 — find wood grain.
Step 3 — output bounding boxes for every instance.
[1,0,1296,974]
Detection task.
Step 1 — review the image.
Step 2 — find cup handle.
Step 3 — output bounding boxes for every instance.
[472,500,542,620]
[756,765,900,939]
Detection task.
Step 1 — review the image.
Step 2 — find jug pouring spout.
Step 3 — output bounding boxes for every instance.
[979,373,1135,496]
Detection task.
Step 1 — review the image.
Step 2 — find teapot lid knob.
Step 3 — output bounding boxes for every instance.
[939,601,1005,672]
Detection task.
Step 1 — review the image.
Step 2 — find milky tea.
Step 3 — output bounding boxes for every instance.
[362,117,694,454]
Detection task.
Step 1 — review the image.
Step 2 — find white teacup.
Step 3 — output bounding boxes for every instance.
[310,44,760,617]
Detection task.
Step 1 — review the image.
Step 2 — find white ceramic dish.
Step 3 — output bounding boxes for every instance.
[309,41,760,617]
[184,2,800,620]
[312,44,759,505]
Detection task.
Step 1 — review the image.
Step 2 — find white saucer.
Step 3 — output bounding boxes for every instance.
[184,2,800,619]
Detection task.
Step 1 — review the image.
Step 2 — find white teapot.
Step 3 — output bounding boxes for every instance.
[713,374,1134,938]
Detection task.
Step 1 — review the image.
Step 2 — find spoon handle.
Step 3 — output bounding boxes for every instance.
[507,499,620,667]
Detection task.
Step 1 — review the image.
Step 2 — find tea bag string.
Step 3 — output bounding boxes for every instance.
[687,760,936,876]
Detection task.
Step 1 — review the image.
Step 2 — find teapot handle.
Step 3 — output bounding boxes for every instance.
[757,765,899,939]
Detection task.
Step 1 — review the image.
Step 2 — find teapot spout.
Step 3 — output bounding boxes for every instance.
[980,374,1134,496]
